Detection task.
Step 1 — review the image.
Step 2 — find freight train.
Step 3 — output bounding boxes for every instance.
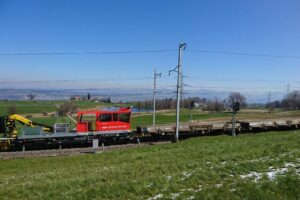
[1,107,300,151]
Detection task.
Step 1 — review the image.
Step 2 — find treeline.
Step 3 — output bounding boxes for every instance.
[134,97,205,110]
[133,92,248,112]
[266,91,300,110]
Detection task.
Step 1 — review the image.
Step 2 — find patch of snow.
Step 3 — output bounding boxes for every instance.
[183,172,193,177]
[267,168,288,180]
[285,162,296,168]
[240,162,300,182]
[194,185,203,192]
[148,194,163,200]
[170,193,181,199]
[146,183,153,188]
[240,172,262,182]
[186,196,195,200]
[180,185,203,193]
[181,172,193,180]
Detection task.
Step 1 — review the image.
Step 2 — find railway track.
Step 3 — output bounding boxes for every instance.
[1,117,300,154]
[0,141,171,160]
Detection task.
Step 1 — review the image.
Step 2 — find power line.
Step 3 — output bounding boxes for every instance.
[184,84,300,90]
[186,49,300,59]
[0,48,300,59]
[185,75,300,84]
[0,49,177,56]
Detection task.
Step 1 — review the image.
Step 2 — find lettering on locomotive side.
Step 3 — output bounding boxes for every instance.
[101,125,128,129]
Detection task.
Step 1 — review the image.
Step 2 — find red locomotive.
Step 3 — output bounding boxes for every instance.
[77,107,131,134]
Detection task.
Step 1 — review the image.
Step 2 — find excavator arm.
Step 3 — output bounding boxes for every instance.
[3,114,53,138]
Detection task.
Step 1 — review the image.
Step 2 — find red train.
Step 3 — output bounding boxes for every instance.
[76,107,131,134]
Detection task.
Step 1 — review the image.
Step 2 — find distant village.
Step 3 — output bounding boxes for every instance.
[70,93,112,103]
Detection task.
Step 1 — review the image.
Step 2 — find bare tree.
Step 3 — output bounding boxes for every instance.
[282,91,300,110]
[228,92,247,108]
[27,94,36,101]
[202,98,224,112]
[57,102,78,116]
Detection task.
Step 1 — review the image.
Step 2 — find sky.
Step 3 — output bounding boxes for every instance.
[0,0,300,101]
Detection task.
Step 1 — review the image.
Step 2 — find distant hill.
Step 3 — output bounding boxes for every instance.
[0,88,284,103]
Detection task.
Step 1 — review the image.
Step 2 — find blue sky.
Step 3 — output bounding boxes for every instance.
[0,0,300,100]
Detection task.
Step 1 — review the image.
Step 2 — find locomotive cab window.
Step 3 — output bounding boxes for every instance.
[119,113,130,123]
[79,114,96,122]
[99,113,112,122]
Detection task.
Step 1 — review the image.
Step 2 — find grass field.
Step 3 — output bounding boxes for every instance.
[131,110,231,128]
[0,100,118,115]
[0,130,299,199]
[131,109,300,129]
[0,100,61,115]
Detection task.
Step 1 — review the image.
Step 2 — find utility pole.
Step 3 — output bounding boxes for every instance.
[190,101,195,121]
[180,71,184,99]
[232,110,236,137]
[267,91,272,113]
[169,43,186,143]
[232,101,240,137]
[153,68,161,128]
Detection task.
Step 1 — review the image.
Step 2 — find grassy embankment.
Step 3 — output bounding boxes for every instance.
[0,130,299,199]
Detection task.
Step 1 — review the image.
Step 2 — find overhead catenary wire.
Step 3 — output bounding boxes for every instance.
[185,75,300,84]
[186,49,300,59]
[0,48,300,59]
[0,50,177,56]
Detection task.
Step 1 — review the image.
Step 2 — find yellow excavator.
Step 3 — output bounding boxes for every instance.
[0,114,53,138]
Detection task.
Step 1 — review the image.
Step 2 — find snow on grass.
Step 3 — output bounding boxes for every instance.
[182,171,193,178]
[285,162,296,167]
[145,183,153,188]
[186,196,195,200]
[240,172,262,182]
[181,171,193,180]
[221,161,227,165]
[148,194,163,200]
[180,185,203,193]
[240,162,300,182]
[266,168,288,180]
[170,192,181,199]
